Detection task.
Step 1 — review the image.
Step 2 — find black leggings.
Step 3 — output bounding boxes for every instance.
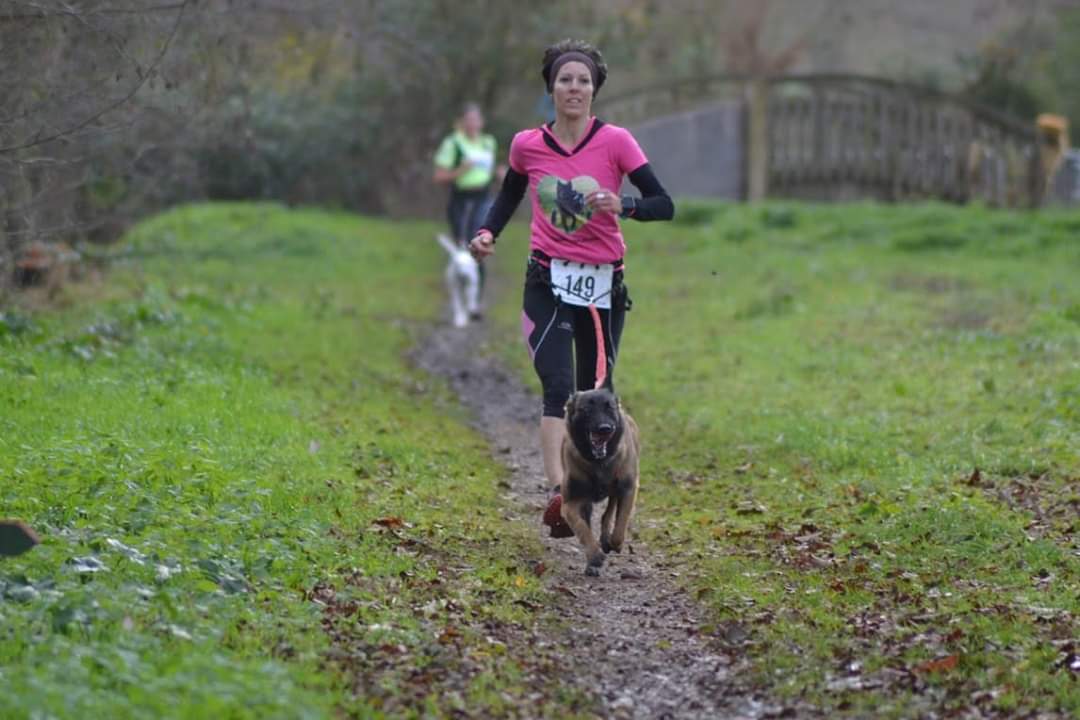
[521,260,628,418]
[448,188,490,293]
[447,188,490,241]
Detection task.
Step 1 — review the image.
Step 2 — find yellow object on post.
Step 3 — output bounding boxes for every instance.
[1037,113,1070,193]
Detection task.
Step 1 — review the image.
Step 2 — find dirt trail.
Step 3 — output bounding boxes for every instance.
[414,318,775,719]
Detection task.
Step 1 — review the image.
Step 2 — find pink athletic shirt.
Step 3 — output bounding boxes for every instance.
[508,118,648,265]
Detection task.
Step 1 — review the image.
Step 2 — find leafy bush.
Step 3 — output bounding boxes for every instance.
[197,90,371,210]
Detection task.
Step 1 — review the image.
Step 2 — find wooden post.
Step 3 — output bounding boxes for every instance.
[812,86,826,188]
[894,100,908,200]
[878,95,891,190]
[1028,141,1044,208]
[747,76,770,202]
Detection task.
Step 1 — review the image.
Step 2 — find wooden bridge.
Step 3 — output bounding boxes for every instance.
[600,73,1043,208]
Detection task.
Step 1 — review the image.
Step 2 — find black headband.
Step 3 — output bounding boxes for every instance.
[548,51,598,92]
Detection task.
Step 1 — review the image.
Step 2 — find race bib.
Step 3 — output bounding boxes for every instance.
[466,147,494,173]
[550,259,614,309]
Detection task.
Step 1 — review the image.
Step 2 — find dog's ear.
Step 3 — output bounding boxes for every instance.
[564,392,580,420]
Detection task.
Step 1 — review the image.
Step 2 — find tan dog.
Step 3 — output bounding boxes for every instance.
[560,387,640,576]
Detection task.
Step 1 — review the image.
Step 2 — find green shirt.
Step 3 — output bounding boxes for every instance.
[434,131,497,191]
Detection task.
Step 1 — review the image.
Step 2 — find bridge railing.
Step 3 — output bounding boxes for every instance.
[599,73,1042,207]
[767,74,1041,207]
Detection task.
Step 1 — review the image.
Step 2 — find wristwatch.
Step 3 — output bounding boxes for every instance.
[619,195,636,219]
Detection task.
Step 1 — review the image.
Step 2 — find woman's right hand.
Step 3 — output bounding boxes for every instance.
[469,230,496,259]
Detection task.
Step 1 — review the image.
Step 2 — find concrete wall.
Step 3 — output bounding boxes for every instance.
[1048,150,1080,206]
[627,102,745,200]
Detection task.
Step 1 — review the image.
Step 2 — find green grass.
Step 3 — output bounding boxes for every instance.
[5,199,1077,718]
[491,201,1080,717]
[0,204,585,719]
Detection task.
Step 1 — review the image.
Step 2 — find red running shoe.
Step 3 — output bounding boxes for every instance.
[543,493,574,538]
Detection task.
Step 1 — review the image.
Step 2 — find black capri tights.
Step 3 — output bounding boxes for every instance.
[447,188,491,244]
[448,188,490,293]
[521,261,627,418]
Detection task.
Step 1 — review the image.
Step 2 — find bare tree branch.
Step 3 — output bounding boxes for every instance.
[0,2,188,23]
[0,0,190,154]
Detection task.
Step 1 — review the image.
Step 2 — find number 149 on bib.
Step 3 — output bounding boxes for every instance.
[549,260,614,310]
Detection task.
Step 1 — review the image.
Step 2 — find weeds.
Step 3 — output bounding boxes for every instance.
[493,200,1080,717]
[0,203,578,719]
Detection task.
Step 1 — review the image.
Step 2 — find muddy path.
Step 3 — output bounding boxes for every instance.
[413,313,781,719]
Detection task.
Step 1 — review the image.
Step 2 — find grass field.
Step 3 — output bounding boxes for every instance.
[0,204,582,719]
[491,201,1080,718]
[2,199,1078,718]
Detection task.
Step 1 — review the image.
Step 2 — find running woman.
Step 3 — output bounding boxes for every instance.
[469,39,674,491]
[433,102,498,302]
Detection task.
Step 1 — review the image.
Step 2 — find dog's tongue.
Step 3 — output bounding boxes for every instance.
[589,431,611,459]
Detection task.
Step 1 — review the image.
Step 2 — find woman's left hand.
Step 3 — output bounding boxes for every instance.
[586,189,620,214]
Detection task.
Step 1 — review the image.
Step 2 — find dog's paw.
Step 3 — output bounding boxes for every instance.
[600,537,622,554]
[586,551,606,575]
[585,564,601,577]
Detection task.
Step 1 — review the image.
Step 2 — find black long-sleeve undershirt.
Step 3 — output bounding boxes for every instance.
[479,162,674,238]
[624,163,674,222]
[479,167,528,238]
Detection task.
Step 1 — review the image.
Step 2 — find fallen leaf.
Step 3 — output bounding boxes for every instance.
[168,624,192,640]
[155,563,178,582]
[716,620,750,645]
[373,516,405,529]
[105,538,146,565]
[554,585,577,598]
[827,675,871,692]
[68,556,108,574]
[1058,652,1080,675]
[915,654,959,673]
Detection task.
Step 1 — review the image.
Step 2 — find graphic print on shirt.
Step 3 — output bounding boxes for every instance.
[537,174,599,234]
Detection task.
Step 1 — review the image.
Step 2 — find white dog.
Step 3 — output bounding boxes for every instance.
[436,233,481,328]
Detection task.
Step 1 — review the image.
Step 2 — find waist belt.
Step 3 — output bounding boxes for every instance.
[530,248,625,272]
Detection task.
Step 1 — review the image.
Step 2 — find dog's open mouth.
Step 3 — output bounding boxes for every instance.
[589,429,614,459]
